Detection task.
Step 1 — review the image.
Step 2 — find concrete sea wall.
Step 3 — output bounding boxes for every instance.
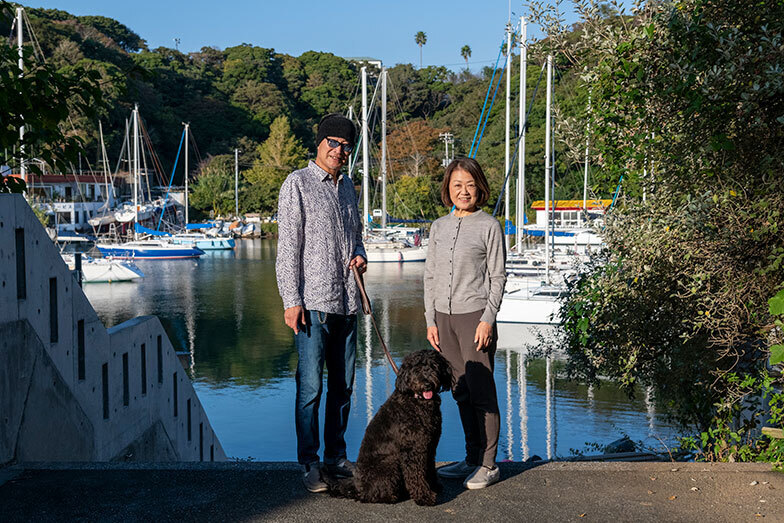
[0,194,225,465]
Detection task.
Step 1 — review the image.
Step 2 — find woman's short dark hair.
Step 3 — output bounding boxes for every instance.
[440,157,491,208]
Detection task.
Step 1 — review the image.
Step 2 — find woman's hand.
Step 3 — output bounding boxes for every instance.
[427,326,441,352]
[474,321,493,351]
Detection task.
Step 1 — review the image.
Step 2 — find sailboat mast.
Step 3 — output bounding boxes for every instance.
[361,66,369,237]
[504,22,512,252]
[133,104,140,240]
[583,94,591,218]
[381,67,387,231]
[517,16,527,253]
[184,123,190,225]
[544,55,553,282]
[346,106,354,176]
[98,121,111,206]
[17,7,25,182]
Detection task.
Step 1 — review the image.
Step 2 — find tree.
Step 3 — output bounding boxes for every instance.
[388,174,441,220]
[189,155,236,216]
[243,115,307,214]
[534,0,784,435]
[414,31,427,68]
[0,5,102,193]
[460,45,471,70]
[385,120,444,178]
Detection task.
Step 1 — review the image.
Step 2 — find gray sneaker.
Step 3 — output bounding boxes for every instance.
[463,464,501,489]
[437,460,478,479]
[325,458,355,478]
[303,462,327,493]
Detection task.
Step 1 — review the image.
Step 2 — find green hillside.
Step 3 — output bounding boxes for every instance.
[6,4,595,218]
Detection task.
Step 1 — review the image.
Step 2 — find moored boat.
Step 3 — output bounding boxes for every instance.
[96,239,205,259]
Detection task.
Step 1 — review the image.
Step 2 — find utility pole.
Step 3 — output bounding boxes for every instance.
[381,68,388,231]
[17,7,25,182]
[361,66,369,237]
[517,16,527,253]
[184,123,190,224]
[234,148,239,218]
[504,21,512,252]
[439,132,454,167]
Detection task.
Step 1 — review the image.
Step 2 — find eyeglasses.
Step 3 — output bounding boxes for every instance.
[326,138,354,154]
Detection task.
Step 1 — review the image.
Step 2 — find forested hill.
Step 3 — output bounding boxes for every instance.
[9,4,593,218]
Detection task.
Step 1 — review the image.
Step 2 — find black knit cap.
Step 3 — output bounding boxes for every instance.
[316,113,356,147]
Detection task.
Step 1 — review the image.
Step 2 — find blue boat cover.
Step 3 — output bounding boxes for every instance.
[135,223,171,236]
[185,223,216,230]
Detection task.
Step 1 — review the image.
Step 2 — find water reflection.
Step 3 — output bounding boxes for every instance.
[83,239,677,461]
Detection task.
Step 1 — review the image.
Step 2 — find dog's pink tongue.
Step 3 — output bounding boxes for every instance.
[422,391,433,400]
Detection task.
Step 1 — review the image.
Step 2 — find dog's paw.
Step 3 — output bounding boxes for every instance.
[433,480,444,494]
[413,490,438,506]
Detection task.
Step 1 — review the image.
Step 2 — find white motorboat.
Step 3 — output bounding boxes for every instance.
[364,238,427,263]
[169,232,235,250]
[62,253,145,283]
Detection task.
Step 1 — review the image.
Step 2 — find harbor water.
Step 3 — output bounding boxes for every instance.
[83,239,677,462]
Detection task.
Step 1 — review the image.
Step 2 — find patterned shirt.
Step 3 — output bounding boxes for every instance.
[275,160,366,315]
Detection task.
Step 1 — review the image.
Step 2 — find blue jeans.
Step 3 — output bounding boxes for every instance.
[295,310,357,466]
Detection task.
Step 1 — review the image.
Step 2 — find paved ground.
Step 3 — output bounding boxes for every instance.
[0,461,782,522]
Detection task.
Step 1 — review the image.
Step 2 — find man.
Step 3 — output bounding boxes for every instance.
[275,113,367,493]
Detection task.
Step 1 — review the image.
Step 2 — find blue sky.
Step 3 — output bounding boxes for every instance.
[28,1,596,72]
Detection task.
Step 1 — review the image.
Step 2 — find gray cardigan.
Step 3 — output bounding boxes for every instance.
[423,209,507,327]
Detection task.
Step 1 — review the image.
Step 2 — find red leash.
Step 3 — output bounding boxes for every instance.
[351,265,399,375]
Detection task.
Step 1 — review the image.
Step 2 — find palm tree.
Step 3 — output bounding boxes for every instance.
[460,45,472,70]
[415,31,427,68]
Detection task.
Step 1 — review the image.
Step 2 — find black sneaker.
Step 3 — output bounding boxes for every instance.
[303,462,327,493]
[325,458,355,478]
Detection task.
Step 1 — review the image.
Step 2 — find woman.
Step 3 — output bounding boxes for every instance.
[424,157,506,489]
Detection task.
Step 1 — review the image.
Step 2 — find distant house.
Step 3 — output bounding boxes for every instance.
[8,171,114,233]
[528,199,613,227]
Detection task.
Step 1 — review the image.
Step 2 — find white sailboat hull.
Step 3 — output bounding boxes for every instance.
[365,245,427,263]
[497,286,563,324]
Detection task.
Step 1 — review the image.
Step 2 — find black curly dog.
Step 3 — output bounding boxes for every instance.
[327,349,452,505]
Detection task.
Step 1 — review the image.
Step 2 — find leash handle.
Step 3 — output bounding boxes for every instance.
[351,266,399,375]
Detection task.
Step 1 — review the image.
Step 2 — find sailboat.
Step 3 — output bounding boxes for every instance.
[96,105,205,260]
[357,66,427,263]
[498,51,565,324]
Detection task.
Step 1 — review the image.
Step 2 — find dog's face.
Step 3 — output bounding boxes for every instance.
[395,349,452,400]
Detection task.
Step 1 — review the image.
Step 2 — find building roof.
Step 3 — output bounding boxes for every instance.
[529,199,613,211]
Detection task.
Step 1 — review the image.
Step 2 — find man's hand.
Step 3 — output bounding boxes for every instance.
[284,305,306,334]
[474,321,493,351]
[348,255,367,274]
[427,326,441,352]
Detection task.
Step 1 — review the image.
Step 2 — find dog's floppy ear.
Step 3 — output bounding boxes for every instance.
[395,360,415,394]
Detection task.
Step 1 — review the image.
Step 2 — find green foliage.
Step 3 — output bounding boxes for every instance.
[242,115,307,214]
[769,290,784,365]
[189,155,236,216]
[76,15,146,52]
[678,372,784,470]
[540,0,784,436]
[0,3,102,193]
[388,175,441,220]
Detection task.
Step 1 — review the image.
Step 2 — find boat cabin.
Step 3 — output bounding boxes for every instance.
[529,199,612,228]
